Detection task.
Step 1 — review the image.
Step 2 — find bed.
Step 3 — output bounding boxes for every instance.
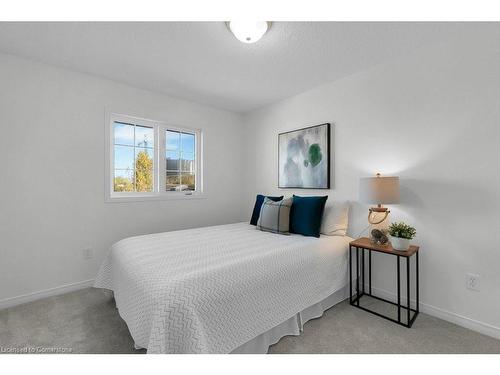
[94,222,352,353]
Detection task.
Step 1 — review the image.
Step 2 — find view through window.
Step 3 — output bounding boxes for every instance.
[113,122,154,192]
[166,130,196,191]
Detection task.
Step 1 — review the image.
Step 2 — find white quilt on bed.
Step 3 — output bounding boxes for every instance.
[94,222,349,354]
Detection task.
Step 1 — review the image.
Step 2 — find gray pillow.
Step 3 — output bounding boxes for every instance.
[257,197,292,235]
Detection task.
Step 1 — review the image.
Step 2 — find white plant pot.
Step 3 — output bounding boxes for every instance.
[390,236,410,251]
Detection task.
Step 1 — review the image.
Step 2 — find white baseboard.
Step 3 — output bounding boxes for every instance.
[364,285,500,340]
[0,279,95,310]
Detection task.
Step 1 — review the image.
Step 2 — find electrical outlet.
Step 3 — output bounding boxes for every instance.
[82,247,93,260]
[466,273,480,291]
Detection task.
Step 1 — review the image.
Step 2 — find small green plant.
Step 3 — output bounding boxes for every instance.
[388,222,416,240]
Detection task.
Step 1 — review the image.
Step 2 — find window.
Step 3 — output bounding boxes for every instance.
[113,121,155,193]
[166,130,196,191]
[107,113,202,201]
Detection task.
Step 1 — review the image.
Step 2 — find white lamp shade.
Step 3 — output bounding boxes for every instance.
[360,176,400,205]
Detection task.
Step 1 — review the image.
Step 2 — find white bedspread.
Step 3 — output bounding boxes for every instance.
[94,222,350,353]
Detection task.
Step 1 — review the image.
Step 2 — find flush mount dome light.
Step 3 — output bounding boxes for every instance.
[227,21,270,44]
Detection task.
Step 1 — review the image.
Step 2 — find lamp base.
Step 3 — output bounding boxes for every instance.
[368,210,390,245]
[368,206,390,225]
[369,225,389,245]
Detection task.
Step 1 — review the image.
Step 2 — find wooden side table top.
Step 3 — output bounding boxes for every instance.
[350,237,419,258]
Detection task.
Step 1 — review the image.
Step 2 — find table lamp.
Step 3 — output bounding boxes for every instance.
[360,173,400,242]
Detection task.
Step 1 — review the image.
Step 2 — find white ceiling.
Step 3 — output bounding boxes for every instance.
[0,22,482,113]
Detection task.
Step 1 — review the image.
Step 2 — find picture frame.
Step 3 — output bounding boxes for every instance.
[278,123,330,189]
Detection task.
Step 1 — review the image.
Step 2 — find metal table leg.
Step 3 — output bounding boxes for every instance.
[356,247,360,306]
[416,251,419,313]
[407,256,411,327]
[349,245,352,304]
[369,250,372,295]
[397,255,401,323]
[362,248,365,295]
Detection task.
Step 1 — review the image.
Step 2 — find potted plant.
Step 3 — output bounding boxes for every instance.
[388,222,416,251]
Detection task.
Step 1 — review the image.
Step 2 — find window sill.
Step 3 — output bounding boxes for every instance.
[105,193,206,203]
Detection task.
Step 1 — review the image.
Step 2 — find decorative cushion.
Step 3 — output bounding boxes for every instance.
[290,195,328,238]
[250,194,283,225]
[257,197,293,235]
[321,201,350,236]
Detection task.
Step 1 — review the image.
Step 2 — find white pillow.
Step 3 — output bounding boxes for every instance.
[320,201,350,236]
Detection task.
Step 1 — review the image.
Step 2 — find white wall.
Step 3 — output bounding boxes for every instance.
[0,53,245,304]
[242,33,500,336]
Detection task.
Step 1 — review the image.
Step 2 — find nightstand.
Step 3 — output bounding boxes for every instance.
[349,237,420,328]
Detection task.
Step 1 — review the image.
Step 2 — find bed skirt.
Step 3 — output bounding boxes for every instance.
[230,286,348,353]
[128,286,348,354]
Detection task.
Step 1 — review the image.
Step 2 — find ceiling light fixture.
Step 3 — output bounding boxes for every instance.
[227,21,270,44]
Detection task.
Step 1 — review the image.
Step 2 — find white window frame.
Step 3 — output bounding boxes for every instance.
[105,113,204,202]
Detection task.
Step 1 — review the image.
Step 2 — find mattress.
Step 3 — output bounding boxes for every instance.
[94,222,351,353]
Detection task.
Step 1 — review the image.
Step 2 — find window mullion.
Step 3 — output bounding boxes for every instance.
[158,125,166,194]
[194,131,203,192]
[133,124,137,192]
[179,132,182,191]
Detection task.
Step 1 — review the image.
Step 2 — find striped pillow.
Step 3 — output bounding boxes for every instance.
[257,197,292,235]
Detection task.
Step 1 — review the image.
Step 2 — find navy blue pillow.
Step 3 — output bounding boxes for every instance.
[290,195,329,237]
[250,194,283,225]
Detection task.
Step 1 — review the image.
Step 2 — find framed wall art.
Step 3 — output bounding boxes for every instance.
[278,123,330,189]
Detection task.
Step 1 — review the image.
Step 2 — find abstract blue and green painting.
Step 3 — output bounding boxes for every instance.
[278,123,330,188]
